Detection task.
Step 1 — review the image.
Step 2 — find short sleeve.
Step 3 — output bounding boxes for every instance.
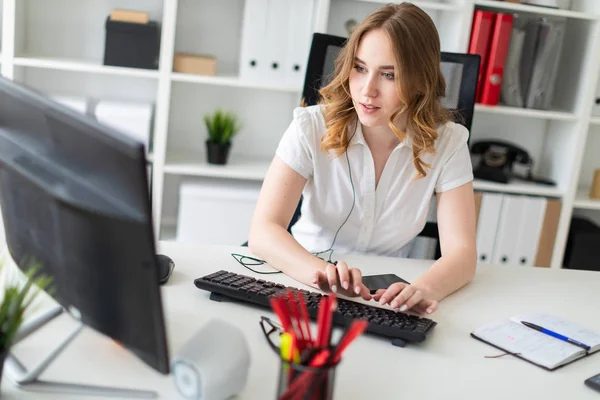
[435,126,474,193]
[275,108,314,179]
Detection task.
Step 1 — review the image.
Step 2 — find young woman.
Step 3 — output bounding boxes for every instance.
[248,3,477,315]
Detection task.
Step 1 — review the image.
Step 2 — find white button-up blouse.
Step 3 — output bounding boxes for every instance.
[275,105,473,258]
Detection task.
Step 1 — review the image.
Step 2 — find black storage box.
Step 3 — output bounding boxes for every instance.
[563,217,600,271]
[103,17,160,70]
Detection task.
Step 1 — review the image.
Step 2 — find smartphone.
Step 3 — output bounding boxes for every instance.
[585,373,600,393]
[362,274,410,294]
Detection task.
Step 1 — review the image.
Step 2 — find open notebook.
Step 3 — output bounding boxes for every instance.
[471,313,600,371]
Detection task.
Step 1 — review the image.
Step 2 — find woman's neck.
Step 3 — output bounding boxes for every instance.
[361,114,408,151]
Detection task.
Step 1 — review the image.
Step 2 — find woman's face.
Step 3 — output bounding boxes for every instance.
[349,29,403,129]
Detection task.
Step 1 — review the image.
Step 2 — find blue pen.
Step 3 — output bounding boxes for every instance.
[521,321,591,352]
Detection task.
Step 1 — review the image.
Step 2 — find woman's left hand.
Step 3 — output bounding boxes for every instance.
[372,282,438,315]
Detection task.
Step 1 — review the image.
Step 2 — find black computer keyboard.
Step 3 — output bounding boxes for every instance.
[194,270,437,346]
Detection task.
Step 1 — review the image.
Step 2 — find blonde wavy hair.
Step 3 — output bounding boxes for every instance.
[319,3,451,178]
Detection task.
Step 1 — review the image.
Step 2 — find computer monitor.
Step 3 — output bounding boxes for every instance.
[0,76,169,395]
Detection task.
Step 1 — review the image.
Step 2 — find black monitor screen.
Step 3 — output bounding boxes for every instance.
[0,77,169,374]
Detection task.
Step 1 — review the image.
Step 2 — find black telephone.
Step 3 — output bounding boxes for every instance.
[470,140,555,186]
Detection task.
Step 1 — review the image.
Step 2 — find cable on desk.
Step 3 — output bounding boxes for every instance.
[231,253,282,275]
[231,252,338,276]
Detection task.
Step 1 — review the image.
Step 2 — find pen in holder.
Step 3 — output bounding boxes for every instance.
[262,293,368,400]
[276,351,339,400]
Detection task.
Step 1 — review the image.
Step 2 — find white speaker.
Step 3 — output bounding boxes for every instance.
[171,318,251,400]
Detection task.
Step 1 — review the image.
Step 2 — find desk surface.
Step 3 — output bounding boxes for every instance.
[2,241,600,399]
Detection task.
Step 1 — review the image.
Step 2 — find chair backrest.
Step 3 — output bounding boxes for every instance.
[301,33,481,133]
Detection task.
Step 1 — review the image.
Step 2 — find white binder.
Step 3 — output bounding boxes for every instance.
[501,26,525,107]
[239,0,269,83]
[491,194,526,265]
[512,196,547,266]
[284,0,315,87]
[525,19,566,110]
[476,193,504,264]
[264,0,291,85]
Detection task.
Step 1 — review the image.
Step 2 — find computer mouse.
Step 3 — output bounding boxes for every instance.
[157,254,175,285]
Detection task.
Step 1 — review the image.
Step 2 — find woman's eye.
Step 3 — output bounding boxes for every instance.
[354,65,366,73]
[382,72,394,80]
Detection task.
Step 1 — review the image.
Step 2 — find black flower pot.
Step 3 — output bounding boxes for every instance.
[206,140,231,165]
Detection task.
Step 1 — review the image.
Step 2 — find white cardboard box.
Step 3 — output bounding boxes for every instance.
[50,94,89,115]
[176,180,261,245]
[94,99,154,153]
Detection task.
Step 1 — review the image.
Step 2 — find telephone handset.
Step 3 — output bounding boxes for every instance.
[471,140,531,166]
[470,140,555,186]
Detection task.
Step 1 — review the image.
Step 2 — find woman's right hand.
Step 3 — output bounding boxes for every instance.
[312,261,372,300]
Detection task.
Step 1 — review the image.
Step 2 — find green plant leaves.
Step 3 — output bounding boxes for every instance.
[0,258,54,350]
[204,109,241,145]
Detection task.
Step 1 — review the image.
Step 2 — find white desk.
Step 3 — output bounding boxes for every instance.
[2,241,599,399]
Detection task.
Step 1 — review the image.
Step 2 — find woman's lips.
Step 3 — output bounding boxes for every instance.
[360,102,380,114]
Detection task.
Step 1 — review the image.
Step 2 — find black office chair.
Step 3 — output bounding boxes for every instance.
[245,33,480,258]
[302,33,479,139]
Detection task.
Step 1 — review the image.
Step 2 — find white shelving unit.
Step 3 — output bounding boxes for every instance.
[472,179,564,198]
[164,152,269,181]
[474,0,598,20]
[473,104,578,121]
[13,56,161,79]
[354,0,460,11]
[1,0,599,270]
[171,72,302,92]
[573,188,600,210]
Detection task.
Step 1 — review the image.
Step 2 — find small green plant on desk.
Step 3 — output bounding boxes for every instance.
[0,256,53,379]
[204,109,242,165]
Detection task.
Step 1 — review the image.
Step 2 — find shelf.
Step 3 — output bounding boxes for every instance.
[590,117,600,125]
[573,188,600,210]
[13,56,160,79]
[352,0,460,11]
[171,73,302,93]
[163,153,563,197]
[164,152,270,180]
[473,179,564,197]
[474,0,598,20]
[474,104,578,121]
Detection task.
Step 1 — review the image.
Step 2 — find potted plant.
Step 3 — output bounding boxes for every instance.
[204,109,241,165]
[0,256,53,381]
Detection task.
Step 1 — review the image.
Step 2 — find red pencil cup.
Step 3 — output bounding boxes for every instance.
[276,356,339,400]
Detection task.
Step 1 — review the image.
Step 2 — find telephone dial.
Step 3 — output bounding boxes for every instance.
[470,140,555,186]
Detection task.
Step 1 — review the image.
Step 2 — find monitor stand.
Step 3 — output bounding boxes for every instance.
[4,305,158,398]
